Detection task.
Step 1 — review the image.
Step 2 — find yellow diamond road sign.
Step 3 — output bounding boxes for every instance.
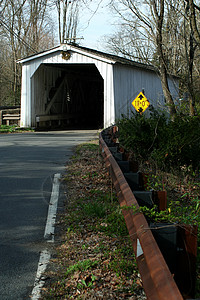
[132,92,150,113]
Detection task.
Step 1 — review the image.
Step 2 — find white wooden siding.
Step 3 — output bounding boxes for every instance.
[20,47,115,127]
[113,64,179,120]
[19,45,179,128]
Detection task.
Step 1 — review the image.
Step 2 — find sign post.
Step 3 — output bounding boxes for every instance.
[132,92,150,113]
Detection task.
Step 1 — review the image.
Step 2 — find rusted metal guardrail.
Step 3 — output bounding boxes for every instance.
[99,131,183,300]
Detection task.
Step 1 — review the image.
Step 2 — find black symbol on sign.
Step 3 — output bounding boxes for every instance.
[138,94,144,100]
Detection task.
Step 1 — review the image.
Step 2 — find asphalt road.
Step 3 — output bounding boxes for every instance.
[0,130,98,300]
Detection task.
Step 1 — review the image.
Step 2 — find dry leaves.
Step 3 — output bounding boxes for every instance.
[40,141,146,299]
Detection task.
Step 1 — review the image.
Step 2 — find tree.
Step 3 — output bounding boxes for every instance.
[0,0,55,105]
[188,0,200,46]
[55,0,79,44]
[108,0,200,116]
[110,0,177,118]
[106,23,155,63]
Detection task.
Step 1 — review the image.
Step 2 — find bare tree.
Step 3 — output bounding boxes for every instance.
[55,0,79,44]
[106,23,155,63]
[110,0,177,117]
[0,0,56,105]
[188,0,200,45]
[108,0,200,116]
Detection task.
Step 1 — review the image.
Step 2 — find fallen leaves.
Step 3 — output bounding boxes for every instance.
[40,141,146,299]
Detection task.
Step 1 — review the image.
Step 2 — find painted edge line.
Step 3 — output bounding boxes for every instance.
[31,173,61,299]
[31,249,51,300]
[44,173,61,242]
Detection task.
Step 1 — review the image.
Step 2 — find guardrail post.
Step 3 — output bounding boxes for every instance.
[100,130,183,300]
[176,225,198,298]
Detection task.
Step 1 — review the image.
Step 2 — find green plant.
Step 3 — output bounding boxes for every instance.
[81,201,107,218]
[97,205,128,237]
[117,109,200,173]
[145,173,165,191]
[77,274,96,289]
[65,260,98,277]
[122,204,171,223]
[0,125,34,133]
[117,108,167,160]
[41,141,144,299]
[117,113,200,297]
[151,114,200,171]
[168,194,200,226]
[82,244,89,250]
[108,250,136,276]
[123,191,200,225]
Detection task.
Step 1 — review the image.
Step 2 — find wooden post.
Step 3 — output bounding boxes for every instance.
[0,111,2,126]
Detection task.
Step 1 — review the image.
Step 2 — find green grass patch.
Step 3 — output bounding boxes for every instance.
[65,259,99,277]
[0,125,34,133]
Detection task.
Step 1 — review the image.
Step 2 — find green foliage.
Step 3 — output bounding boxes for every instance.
[81,201,107,218]
[77,274,96,289]
[0,125,34,133]
[0,125,17,133]
[122,190,200,226]
[168,193,200,226]
[78,191,128,237]
[76,143,99,155]
[151,114,200,171]
[108,247,136,276]
[145,173,165,191]
[117,109,200,172]
[65,260,99,276]
[117,108,167,160]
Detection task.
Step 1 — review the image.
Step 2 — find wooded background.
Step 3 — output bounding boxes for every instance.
[0,0,200,117]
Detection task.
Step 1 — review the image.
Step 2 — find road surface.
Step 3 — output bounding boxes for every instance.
[0,130,98,300]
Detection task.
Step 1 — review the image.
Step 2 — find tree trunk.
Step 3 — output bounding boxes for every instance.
[155,0,176,118]
[159,61,177,118]
[188,0,200,45]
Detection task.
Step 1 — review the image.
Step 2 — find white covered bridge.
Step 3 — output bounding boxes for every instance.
[18,44,179,128]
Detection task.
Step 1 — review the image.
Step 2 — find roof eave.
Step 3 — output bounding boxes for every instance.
[17,45,62,63]
[17,44,117,65]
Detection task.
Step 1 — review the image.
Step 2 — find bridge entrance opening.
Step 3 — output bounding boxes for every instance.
[34,63,104,129]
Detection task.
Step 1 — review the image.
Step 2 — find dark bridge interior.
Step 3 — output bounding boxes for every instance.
[42,63,104,129]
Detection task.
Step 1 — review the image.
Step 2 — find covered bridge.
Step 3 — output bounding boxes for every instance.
[18,44,179,128]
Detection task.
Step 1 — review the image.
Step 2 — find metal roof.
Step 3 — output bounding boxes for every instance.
[17,43,157,72]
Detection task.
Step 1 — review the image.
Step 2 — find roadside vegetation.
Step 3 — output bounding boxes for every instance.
[41,141,146,299]
[0,125,34,133]
[40,107,200,298]
[117,108,200,297]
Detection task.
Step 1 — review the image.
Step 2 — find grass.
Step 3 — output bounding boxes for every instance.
[41,141,145,299]
[65,260,99,276]
[0,125,34,133]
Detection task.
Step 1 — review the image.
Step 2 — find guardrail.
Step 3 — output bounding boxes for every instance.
[99,129,183,300]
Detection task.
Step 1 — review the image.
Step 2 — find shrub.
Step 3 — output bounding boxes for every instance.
[151,114,200,171]
[117,108,167,160]
[117,109,200,173]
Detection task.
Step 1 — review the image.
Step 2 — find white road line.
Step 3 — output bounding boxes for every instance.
[44,173,61,242]
[31,173,61,299]
[31,250,51,300]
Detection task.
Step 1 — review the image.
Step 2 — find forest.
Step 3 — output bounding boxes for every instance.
[0,0,200,119]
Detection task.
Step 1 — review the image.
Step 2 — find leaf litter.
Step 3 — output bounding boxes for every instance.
[40,140,146,299]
